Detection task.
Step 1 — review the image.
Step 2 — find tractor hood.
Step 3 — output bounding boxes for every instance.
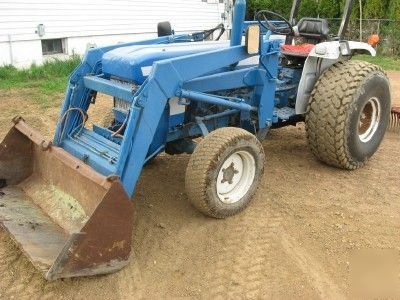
[102,41,229,84]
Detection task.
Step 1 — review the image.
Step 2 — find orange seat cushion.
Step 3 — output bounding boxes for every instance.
[281,44,315,56]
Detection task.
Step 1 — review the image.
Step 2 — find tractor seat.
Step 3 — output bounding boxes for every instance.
[281,18,329,58]
[295,18,330,41]
[281,43,315,57]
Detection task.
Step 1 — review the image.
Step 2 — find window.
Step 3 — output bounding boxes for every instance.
[41,39,65,55]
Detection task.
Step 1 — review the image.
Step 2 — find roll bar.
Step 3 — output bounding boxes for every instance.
[338,0,354,39]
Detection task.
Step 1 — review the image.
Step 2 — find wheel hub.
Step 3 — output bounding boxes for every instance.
[358,97,381,143]
[216,151,256,204]
[221,163,239,184]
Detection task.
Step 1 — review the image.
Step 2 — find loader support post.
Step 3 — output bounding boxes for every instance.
[230,0,246,47]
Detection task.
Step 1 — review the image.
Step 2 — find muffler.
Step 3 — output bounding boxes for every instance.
[0,118,133,280]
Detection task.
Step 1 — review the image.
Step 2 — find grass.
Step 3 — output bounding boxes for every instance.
[355,55,400,71]
[0,56,81,108]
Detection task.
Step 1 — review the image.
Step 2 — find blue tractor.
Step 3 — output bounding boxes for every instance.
[0,0,391,280]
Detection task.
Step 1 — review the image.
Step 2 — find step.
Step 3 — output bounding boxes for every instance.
[0,186,69,273]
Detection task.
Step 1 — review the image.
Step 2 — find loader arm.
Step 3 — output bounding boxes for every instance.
[98,45,257,196]
[77,39,279,197]
[50,33,282,202]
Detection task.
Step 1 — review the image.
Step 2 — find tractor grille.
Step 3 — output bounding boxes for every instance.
[110,77,138,110]
[115,98,131,111]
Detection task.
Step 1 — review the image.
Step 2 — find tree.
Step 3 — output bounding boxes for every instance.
[318,0,341,18]
[246,0,293,19]
[298,0,319,18]
[388,0,400,20]
[364,0,390,19]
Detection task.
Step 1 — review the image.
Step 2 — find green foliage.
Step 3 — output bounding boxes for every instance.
[246,0,293,19]
[318,0,341,18]
[380,23,400,56]
[364,0,389,19]
[0,56,81,82]
[356,55,400,70]
[388,0,400,20]
[0,56,81,109]
[298,0,319,18]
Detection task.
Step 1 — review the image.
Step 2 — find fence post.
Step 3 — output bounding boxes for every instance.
[359,0,363,42]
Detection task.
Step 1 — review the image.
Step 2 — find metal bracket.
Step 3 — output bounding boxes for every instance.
[106,175,120,182]
[339,40,351,56]
[40,140,52,151]
[12,116,25,125]
[256,127,270,140]
[195,117,209,136]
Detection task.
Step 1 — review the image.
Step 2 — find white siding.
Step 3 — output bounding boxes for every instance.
[0,0,225,67]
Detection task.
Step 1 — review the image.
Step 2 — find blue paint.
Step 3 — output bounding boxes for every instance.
[231,0,246,47]
[52,0,302,199]
[102,42,230,84]
[180,90,257,112]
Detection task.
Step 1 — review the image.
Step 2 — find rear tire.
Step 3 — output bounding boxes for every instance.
[305,60,391,170]
[185,127,265,219]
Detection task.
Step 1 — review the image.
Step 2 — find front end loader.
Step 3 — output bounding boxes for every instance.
[0,0,391,280]
[0,119,133,279]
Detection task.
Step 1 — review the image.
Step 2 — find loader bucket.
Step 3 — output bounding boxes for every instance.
[0,118,134,280]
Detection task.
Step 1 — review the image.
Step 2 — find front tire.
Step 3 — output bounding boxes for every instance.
[185,127,265,218]
[305,60,391,170]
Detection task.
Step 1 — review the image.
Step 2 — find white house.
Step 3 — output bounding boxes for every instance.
[0,0,228,68]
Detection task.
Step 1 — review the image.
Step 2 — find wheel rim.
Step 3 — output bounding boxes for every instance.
[358,97,381,143]
[216,150,256,204]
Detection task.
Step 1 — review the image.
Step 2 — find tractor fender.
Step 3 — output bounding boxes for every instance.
[295,41,376,115]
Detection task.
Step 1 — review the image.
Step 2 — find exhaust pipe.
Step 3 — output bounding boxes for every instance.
[0,118,134,280]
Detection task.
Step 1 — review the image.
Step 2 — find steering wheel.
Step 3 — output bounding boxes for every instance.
[255,10,294,35]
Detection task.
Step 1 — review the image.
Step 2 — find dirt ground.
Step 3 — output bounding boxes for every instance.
[0,72,399,299]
